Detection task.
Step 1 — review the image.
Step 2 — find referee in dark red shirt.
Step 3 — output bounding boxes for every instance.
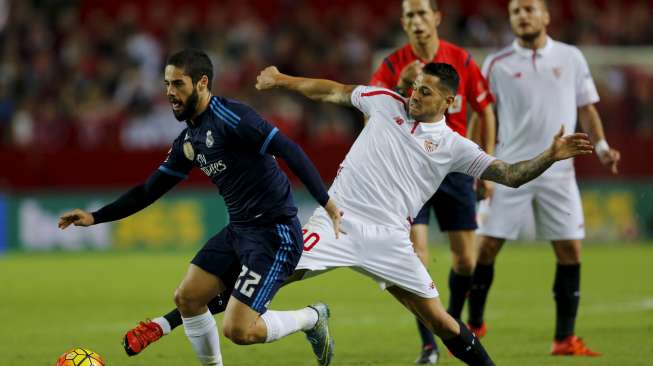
[370,1,496,363]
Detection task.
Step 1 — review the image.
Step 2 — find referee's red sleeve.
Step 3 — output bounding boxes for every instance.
[370,60,395,88]
[465,59,495,112]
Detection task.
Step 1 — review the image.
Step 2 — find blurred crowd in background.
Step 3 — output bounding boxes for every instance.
[0,0,652,152]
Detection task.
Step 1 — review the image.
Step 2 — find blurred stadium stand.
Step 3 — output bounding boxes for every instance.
[0,0,651,249]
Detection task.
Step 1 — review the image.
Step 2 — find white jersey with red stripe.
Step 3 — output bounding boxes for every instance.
[328,85,495,230]
[482,37,599,178]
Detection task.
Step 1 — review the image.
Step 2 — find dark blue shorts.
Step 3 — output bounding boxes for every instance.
[191,216,303,314]
[413,172,477,231]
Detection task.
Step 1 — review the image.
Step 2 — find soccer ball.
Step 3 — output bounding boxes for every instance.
[55,347,105,366]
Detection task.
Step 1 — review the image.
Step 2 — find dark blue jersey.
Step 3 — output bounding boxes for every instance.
[160,96,297,225]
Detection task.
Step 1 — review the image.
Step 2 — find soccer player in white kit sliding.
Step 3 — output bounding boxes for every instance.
[466,0,621,357]
[255,61,593,366]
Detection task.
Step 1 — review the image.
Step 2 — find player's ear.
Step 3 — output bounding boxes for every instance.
[445,94,455,106]
[433,10,442,27]
[198,75,209,92]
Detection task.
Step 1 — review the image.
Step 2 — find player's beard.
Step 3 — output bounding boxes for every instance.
[519,29,543,43]
[173,88,199,122]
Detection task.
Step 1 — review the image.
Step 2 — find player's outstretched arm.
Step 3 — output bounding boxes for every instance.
[256,66,356,106]
[480,126,593,188]
[58,170,182,230]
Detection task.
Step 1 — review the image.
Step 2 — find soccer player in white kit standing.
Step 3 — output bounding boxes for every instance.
[256,61,594,366]
[466,0,621,357]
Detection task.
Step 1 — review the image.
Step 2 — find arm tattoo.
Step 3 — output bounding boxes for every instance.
[481,151,554,188]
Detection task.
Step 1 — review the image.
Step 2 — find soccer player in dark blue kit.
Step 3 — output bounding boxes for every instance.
[59,49,341,366]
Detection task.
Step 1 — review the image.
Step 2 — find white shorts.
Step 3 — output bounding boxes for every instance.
[297,207,439,298]
[477,175,585,241]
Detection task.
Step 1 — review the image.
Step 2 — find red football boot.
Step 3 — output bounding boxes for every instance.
[123,320,164,356]
[551,335,601,356]
[467,322,487,338]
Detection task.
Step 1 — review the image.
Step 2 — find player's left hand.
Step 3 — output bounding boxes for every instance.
[324,198,345,239]
[255,66,282,90]
[598,148,621,174]
[58,209,94,229]
[475,179,495,201]
[549,125,594,161]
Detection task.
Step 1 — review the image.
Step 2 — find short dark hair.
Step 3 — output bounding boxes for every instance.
[509,0,548,9]
[402,0,439,11]
[166,49,213,90]
[422,62,459,95]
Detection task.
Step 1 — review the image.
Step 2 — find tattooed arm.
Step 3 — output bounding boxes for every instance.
[480,126,594,188]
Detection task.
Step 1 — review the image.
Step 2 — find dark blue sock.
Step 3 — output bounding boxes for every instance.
[553,263,580,340]
[416,318,438,350]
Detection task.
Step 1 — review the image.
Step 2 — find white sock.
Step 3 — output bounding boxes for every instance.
[152,316,172,335]
[261,307,319,343]
[182,310,223,366]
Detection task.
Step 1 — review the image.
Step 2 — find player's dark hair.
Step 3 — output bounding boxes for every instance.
[509,0,548,9]
[422,62,459,95]
[166,49,213,90]
[402,0,439,11]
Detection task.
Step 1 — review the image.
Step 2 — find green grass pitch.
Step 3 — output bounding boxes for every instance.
[1,243,652,365]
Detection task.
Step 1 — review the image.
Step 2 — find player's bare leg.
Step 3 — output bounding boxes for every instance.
[467,236,505,337]
[388,286,495,366]
[550,240,599,356]
[410,224,440,364]
[122,269,308,357]
[219,271,332,366]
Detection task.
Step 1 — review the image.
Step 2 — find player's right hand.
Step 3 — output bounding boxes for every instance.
[324,198,345,239]
[58,209,94,229]
[256,66,281,90]
[398,60,424,92]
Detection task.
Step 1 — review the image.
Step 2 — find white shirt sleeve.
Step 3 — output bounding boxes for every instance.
[351,85,407,117]
[573,48,600,107]
[450,134,496,178]
[481,55,498,102]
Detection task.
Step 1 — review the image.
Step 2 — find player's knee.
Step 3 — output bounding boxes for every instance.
[477,237,502,264]
[453,255,475,275]
[222,323,255,345]
[174,287,201,314]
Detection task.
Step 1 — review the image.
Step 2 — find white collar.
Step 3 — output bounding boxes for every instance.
[512,36,554,58]
[415,116,446,132]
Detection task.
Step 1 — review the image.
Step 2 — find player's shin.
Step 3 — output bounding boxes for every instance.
[261,307,318,342]
[448,269,473,320]
[182,309,223,366]
[553,263,580,340]
[467,263,494,328]
[442,320,495,366]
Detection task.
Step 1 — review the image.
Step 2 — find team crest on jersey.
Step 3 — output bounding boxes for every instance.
[183,141,195,161]
[394,116,405,125]
[424,139,438,153]
[206,130,214,148]
[553,67,562,79]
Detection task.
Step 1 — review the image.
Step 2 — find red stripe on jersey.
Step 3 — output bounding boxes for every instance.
[467,154,484,176]
[411,121,419,134]
[486,50,516,82]
[361,90,407,107]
